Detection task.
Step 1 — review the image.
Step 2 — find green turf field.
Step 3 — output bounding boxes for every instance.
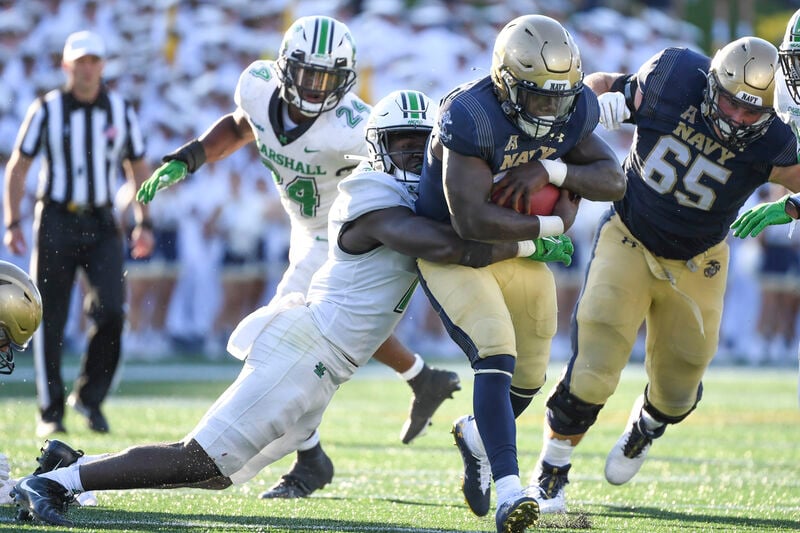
[0,359,798,532]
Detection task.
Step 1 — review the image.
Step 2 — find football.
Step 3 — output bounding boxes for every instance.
[491,182,560,216]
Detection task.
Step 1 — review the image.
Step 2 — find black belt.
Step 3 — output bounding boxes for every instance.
[43,200,112,216]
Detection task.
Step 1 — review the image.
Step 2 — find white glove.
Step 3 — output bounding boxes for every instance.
[598,91,631,131]
[0,454,15,505]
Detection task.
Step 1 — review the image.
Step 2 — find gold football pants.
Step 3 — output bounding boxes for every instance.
[417,258,557,391]
[568,213,728,417]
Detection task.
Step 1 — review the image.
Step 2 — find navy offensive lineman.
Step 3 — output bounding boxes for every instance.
[10,90,572,528]
[415,15,626,530]
[534,36,800,513]
[136,16,461,499]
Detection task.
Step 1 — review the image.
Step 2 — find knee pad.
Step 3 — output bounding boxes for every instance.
[643,382,703,425]
[545,382,604,435]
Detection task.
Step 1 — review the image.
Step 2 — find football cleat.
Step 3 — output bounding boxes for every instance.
[495,493,539,533]
[451,415,491,517]
[527,460,569,514]
[402,366,461,444]
[605,395,665,485]
[259,443,334,499]
[11,475,73,526]
[33,439,84,475]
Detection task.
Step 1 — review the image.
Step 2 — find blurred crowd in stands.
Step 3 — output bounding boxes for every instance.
[0,0,796,367]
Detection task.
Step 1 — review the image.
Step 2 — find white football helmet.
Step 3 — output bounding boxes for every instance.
[365,90,436,193]
[779,9,800,104]
[276,16,357,117]
[703,37,777,151]
[491,15,583,139]
[0,261,42,375]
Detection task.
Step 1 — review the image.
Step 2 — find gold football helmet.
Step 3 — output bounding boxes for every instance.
[703,37,777,151]
[779,9,800,104]
[0,261,43,375]
[491,15,583,139]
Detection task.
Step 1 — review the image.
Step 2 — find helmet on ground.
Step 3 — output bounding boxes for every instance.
[365,89,436,193]
[0,261,42,375]
[702,36,777,151]
[276,16,357,117]
[779,9,800,104]
[490,15,583,139]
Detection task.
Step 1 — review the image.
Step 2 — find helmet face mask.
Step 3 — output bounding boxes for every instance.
[702,37,777,151]
[0,329,14,375]
[277,16,357,117]
[491,15,583,139]
[780,10,800,104]
[365,90,436,194]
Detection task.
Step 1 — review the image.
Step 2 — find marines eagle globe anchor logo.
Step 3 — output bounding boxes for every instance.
[704,260,721,278]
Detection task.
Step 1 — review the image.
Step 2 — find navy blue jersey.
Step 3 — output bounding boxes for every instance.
[616,47,797,260]
[416,76,599,222]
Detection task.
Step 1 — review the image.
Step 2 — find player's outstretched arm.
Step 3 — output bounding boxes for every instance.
[343,206,573,268]
[730,195,794,238]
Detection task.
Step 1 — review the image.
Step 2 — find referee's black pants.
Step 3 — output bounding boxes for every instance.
[32,202,126,423]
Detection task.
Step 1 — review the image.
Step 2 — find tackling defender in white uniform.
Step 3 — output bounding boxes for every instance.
[135,16,461,498]
[10,89,575,528]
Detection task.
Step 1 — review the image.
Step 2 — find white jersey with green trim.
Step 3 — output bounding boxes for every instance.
[775,67,800,160]
[235,60,371,239]
[307,165,419,367]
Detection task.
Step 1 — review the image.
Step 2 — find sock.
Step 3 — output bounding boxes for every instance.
[494,474,522,508]
[40,464,83,493]
[78,453,108,465]
[399,353,425,381]
[540,436,574,467]
[473,356,517,480]
[640,409,665,433]
[297,429,320,452]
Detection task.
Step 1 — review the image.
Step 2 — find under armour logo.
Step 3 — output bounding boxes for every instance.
[621,236,638,248]
[314,362,328,378]
[704,260,721,278]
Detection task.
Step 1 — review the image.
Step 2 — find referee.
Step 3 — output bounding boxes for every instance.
[3,31,154,437]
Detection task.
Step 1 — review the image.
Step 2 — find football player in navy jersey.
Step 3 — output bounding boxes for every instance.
[415,15,626,530]
[531,36,800,514]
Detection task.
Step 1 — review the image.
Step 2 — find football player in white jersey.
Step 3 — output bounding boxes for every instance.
[135,16,462,498]
[11,89,577,528]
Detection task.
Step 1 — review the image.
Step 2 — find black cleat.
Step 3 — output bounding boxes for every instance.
[33,439,85,475]
[402,366,461,444]
[259,443,334,499]
[11,475,73,526]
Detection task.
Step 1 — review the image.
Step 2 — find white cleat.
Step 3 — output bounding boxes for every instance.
[605,394,664,485]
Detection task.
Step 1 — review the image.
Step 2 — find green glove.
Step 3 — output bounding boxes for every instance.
[730,195,792,238]
[527,235,574,266]
[136,160,188,204]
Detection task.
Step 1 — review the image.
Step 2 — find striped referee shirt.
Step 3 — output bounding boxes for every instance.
[14,87,145,208]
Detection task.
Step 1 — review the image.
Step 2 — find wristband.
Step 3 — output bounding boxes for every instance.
[5,220,20,231]
[786,195,800,220]
[162,139,206,173]
[537,215,565,237]
[539,159,567,187]
[516,240,536,257]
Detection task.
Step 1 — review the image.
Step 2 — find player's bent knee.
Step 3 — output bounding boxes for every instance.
[545,382,604,435]
[645,383,703,424]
